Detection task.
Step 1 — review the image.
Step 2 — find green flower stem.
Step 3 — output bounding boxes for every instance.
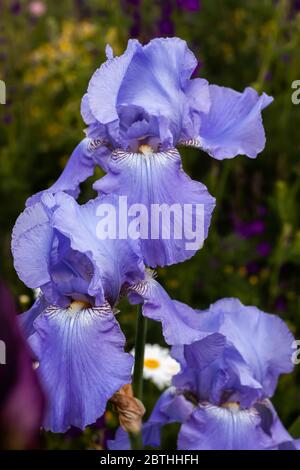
[130,304,147,450]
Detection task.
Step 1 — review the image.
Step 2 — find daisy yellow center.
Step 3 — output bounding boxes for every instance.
[144,358,160,369]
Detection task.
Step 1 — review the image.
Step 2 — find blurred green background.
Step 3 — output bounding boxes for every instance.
[0,0,300,449]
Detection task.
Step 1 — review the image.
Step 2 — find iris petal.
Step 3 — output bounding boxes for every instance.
[94,149,215,267]
[29,302,133,432]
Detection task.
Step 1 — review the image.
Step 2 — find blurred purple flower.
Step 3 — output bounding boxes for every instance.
[177,0,201,12]
[292,0,300,12]
[158,1,175,36]
[264,71,272,82]
[275,296,287,312]
[246,261,260,275]
[235,219,265,239]
[0,281,45,449]
[122,0,141,37]
[257,241,271,257]
[10,1,21,15]
[257,205,267,217]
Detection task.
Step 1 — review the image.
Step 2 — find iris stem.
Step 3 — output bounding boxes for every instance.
[130,304,147,450]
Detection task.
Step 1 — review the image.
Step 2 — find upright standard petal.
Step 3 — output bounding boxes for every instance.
[12,192,144,307]
[29,301,133,432]
[183,86,273,159]
[83,38,210,150]
[51,192,144,306]
[86,39,140,124]
[207,298,295,398]
[94,148,215,267]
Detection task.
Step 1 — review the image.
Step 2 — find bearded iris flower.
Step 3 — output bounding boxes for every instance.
[11,193,208,432]
[109,298,298,450]
[28,37,272,267]
[12,192,144,432]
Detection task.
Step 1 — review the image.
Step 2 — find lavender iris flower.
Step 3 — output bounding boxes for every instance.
[29,38,272,267]
[11,192,145,432]
[109,298,298,450]
[11,194,206,432]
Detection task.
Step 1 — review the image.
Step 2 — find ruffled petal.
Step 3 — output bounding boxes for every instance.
[117,38,204,144]
[19,295,48,339]
[12,202,53,288]
[143,387,194,448]
[107,427,131,450]
[128,274,220,345]
[84,38,210,149]
[94,148,215,267]
[255,400,299,450]
[29,302,133,432]
[26,138,109,206]
[50,192,144,306]
[182,86,273,159]
[173,341,262,408]
[86,39,140,124]
[208,298,295,397]
[178,403,274,450]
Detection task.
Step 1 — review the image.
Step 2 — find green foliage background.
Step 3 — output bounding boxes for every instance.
[0,0,300,449]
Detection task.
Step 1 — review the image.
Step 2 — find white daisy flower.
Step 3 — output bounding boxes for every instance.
[132,344,180,389]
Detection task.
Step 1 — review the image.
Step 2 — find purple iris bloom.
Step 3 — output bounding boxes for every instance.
[13,192,144,308]
[12,192,206,432]
[29,38,271,268]
[109,298,297,450]
[11,192,145,432]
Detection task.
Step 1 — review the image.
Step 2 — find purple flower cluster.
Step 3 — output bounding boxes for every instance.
[10,38,294,450]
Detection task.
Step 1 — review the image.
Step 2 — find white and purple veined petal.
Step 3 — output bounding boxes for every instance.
[28,301,133,432]
[178,400,298,450]
[94,148,215,267]
[180,86,273,159]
